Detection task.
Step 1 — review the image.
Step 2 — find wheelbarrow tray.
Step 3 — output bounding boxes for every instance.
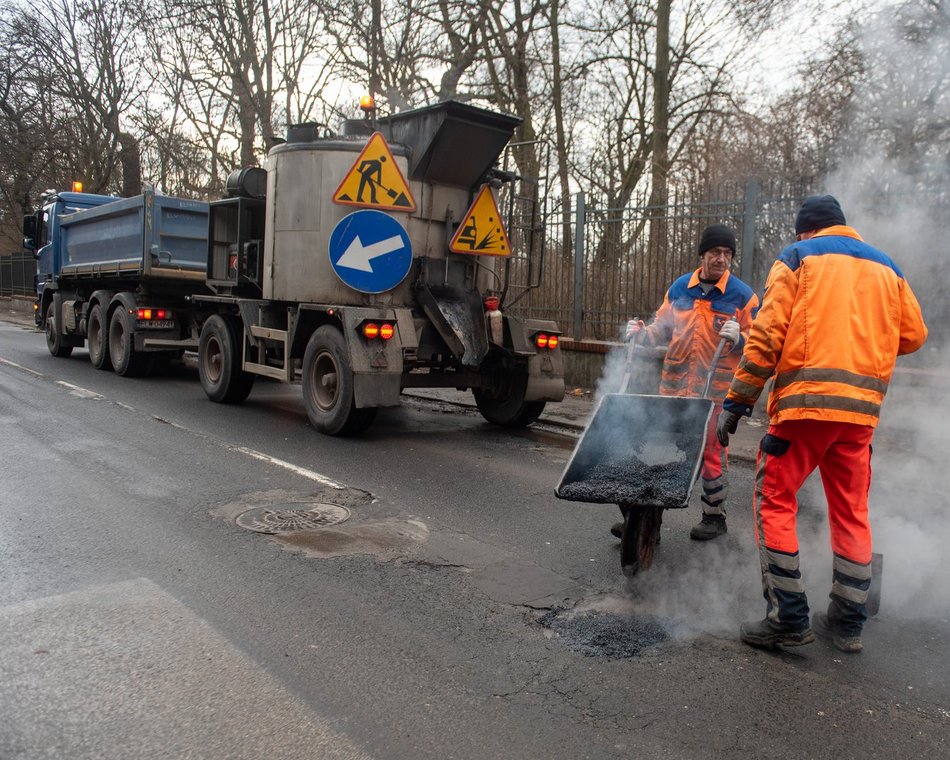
[555,393,714,509]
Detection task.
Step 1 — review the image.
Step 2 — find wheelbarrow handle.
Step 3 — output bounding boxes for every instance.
[701,337,730,400]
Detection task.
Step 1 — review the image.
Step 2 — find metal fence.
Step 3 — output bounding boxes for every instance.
[0,252,35,297]
[505,180,809,340]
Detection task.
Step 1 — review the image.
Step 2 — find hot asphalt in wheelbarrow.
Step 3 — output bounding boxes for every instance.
[555,393,713,508]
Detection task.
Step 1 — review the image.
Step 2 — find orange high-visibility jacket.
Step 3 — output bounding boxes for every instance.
[724,225,927,426]
[641,268,759,402]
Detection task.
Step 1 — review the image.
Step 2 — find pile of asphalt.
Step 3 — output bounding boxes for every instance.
[539,608,669,658]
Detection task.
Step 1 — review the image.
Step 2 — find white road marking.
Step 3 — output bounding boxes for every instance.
[55,380,103,399]
[0,357,42,377]
[231,446,346,489]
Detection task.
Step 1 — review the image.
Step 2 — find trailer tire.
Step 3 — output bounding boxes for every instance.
[108,306,153,377]
[198,315,254,403]
[302,325,376,436]
[45,302,73,358]
[473,373,545,427]
[87,303,112,370]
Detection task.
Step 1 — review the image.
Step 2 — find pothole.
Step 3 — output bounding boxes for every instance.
[273,519,430,559]
[538,608,670,658]
[236,502,351,534]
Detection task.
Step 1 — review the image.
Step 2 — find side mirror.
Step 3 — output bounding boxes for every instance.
[22,214,37,250]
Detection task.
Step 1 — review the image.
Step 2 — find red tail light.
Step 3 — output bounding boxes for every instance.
[483,296,500,311]
[363,323,380,339]
[379,323,394,340]
[137,308,172,320]
[536,333,549,349]
[548,334,559,349]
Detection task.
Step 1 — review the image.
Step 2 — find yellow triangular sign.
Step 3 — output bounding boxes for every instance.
[449,185,511,256]
[332,132,416,212]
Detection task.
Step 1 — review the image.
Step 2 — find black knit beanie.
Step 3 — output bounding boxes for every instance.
[697,224,736,256]
[795,195,846,234]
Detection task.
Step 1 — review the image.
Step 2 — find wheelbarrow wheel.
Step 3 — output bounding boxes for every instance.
[619,504,663,576]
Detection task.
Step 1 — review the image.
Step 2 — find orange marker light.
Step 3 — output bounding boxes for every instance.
[359,94,375,112]
[379,323,395,340]
[72,181,84,193]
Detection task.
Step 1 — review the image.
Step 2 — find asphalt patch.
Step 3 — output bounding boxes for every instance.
[538,608,670,658]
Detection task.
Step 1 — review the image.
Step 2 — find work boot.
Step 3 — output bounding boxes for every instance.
[812,612,863,654]
[739,618,815,650]
[689,513,726,541]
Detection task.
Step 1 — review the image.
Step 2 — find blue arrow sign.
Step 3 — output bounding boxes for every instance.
[328,210,412,294]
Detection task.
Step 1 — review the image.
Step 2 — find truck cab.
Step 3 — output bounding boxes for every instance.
[23,190,117,319]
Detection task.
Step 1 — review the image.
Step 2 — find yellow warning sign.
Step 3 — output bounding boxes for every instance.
[332,132,416,212]
[449,185,511,256]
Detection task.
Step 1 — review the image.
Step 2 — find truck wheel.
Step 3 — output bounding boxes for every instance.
[108,306,153,377]
[473,373,545,426]
[302,325,377,436]
[87,303,112,370]
[44,302,73,358]
[198,315,254,403]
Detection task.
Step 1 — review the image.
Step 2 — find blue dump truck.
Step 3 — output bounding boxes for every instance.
[22,101,565,435]
[23,190,210,375]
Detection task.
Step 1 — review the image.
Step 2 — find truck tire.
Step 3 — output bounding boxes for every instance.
[198,315,254,403]
[87,303,112,370]
[302,325,377,436]
[473,373,545,427]
[45,302,73,358]
[108,306,153,377]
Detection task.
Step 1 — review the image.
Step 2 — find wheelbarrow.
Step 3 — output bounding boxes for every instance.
[555,338,728,576]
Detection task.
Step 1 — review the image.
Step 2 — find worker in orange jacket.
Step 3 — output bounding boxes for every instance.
[717,195,928,654]
[623,224,759,541]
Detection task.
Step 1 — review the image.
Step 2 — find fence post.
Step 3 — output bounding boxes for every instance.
[572,192,585,339]
[740,180,759,284]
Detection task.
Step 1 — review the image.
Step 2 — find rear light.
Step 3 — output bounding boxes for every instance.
[533,332,560,350]
[363,323,380,339]
[362,321,395,340]
[483,296,500,311]
[379,323,394,340]
[136,308,173,320]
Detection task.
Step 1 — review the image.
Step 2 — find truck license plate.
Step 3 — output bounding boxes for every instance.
[145,320,175,329]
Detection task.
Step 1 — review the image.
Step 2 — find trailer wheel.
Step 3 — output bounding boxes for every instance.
[473,373,545,427]
[198,315,254,403]
[44,302,73,358]
[619,505,664,576]
[108,306,153,377]
[87,303,112,370]
[302,325,377,436]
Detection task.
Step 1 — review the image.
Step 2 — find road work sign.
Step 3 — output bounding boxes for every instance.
[333,132,416,212]
[449,185,511,256]
[328,210,413,294]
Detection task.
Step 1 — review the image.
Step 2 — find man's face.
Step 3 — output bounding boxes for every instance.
[700,246,733,280]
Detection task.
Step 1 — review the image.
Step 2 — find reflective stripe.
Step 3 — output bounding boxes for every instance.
[753,452,780,618]
[766,548,800,572]
[768,572,806,594]
[832,580,869,604]
[834,555,872,580]
[739,357,773,379]
[774,368,889,393]
[730,377,762,398]
[775,394,881,417]
[702,476,724,493]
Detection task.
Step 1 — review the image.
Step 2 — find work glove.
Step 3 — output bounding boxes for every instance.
[718,319,740,345]
[624,319,645,342]
[716,409,741,447]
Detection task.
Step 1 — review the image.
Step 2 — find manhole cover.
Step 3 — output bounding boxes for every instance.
[236,503,351,534]
[538,608,669,658]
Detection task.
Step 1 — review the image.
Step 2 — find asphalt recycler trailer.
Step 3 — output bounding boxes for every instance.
[24,101,565,435]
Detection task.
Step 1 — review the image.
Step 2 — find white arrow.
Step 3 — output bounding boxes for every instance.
[336,234,406,272]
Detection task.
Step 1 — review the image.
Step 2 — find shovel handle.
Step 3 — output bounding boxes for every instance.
[702,337,730,400]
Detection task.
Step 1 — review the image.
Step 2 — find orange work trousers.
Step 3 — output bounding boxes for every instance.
[754,419,874,565]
